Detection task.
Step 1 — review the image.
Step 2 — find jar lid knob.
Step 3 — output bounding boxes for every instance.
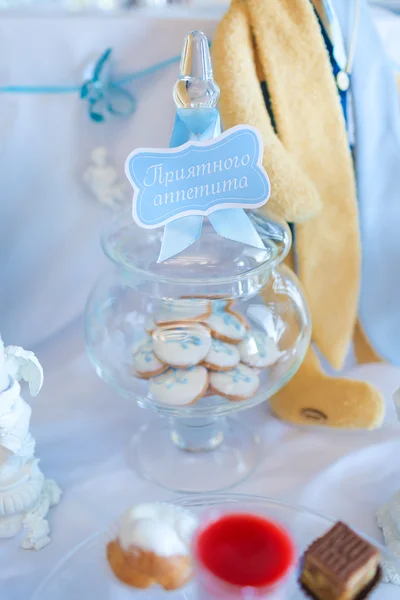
[173,30,220,109]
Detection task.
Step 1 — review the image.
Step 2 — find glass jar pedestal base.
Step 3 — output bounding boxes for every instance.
[129,417,261,493]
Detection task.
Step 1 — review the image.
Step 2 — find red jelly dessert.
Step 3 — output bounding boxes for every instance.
[195,513,296,590]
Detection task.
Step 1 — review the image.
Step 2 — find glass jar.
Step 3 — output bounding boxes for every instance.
[85,208,310,492]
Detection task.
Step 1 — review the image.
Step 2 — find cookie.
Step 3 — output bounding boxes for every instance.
[238,330,282,369]
[150,366,209,407]
[202,338,240,371]
[210,298,234,313]
[152,324,211,368]
[245,304,286,341]
[209,364,259,401]
[205,309,247,343]
[133,340,168,379]
[155,299,211,326]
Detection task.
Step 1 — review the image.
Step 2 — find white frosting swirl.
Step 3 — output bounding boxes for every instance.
[119,503,197,557]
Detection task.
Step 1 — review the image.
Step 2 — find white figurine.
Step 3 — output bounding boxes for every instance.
[0,336,61,550]
[83,146,127,208]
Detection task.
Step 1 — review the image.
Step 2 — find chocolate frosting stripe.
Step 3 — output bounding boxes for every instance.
[305,522,379,580]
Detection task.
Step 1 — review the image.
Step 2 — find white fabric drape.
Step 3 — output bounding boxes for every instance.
[1,7,400,599]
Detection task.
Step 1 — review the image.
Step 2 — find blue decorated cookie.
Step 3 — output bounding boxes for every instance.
[150,366,209,406]
[238,330,282,369]
[205,308,247,344]
[209,364,259,401]
[210,299,233,313]
[133,339,167,379]
[202,338,240,372]
[152,324,211,367]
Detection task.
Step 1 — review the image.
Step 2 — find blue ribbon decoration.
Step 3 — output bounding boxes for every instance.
[158,108,221,263]
[208,208,265,250]
[158,107,265,262]
[0,41,267,259]
[80,48,137,122]
[0,49,181,123]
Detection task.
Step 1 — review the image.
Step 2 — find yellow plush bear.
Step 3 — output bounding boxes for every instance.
[212,0,384,429]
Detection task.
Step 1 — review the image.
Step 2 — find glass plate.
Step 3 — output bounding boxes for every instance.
[33,494,398,599]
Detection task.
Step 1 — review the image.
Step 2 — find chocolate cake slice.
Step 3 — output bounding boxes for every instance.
[300,521,381,600]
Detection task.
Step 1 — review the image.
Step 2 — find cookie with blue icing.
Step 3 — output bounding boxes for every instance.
[238,330,282,369]
[152,324,212,368]
[210,298,234,313]
[202,338,240,372]
[209,364,259,401]
[205,307,247,344]
[133,339,168,379]
[150,366,209,406]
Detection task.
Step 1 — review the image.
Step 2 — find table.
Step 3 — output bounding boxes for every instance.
[1,6,400,599]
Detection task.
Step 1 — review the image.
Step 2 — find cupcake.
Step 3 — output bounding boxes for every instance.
[107,502,198,590]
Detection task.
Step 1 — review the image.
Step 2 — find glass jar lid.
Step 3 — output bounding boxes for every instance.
[102,208,291,291]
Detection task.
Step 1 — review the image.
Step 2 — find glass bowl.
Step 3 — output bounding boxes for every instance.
[32,493,399,599]
[84,209,311,492]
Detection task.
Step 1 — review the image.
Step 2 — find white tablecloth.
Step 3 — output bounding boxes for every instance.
[1,6,400,599]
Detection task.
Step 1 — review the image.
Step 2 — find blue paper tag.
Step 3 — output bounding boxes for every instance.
[125,125,270,229]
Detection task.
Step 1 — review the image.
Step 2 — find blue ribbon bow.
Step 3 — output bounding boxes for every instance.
[80,48,137,122]
[157,108,266,262]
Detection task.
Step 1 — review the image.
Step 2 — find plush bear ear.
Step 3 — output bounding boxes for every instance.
[214,0,360,370]
[270,344,384,430]
[212,0,322,224]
